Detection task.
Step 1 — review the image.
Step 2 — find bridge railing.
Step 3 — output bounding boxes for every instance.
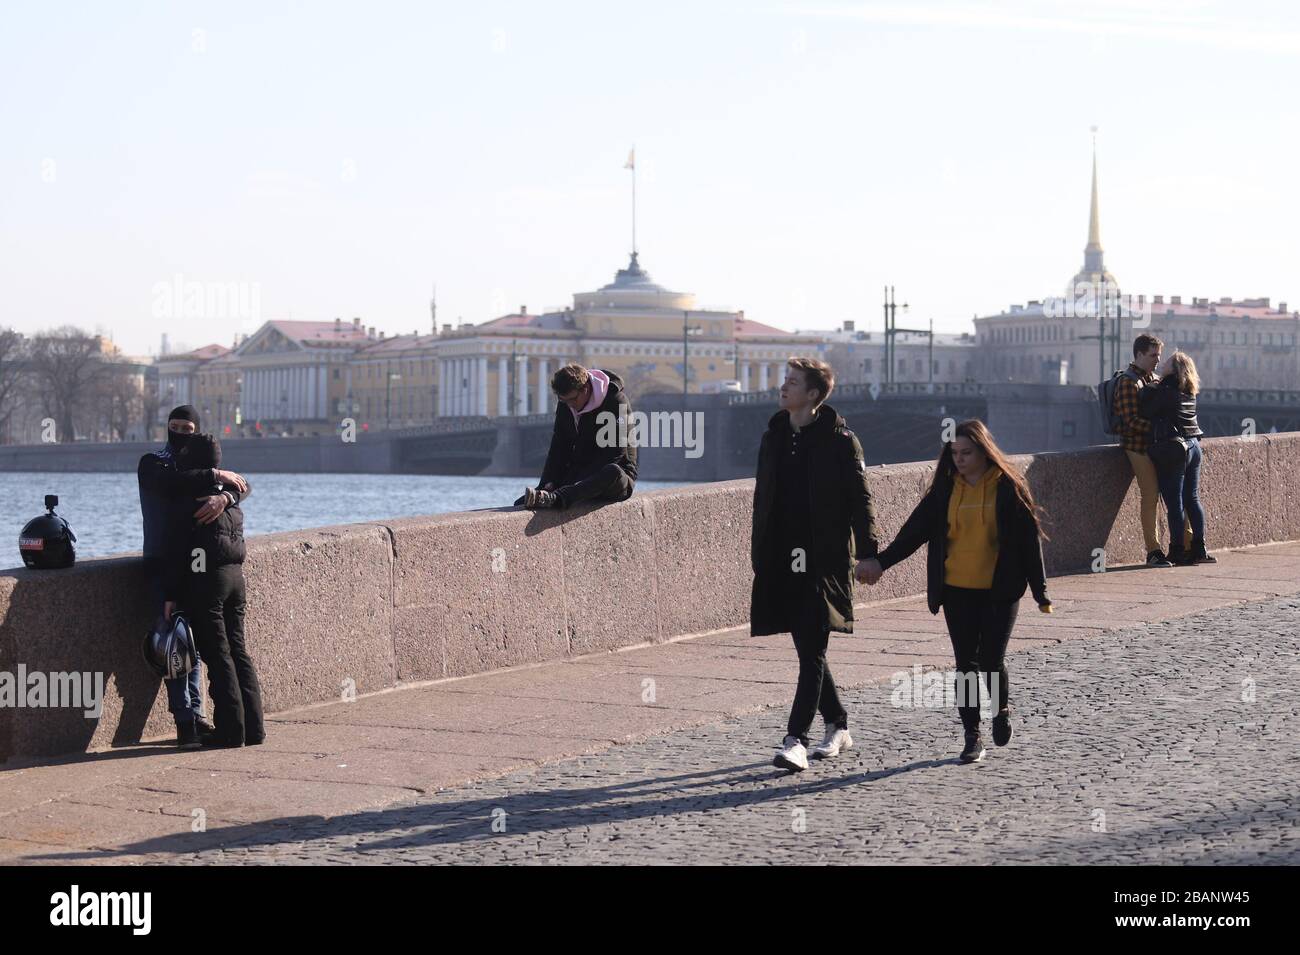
[725,381,984,406]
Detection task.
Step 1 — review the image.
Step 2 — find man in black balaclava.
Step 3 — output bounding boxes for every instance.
[137,404,250,748]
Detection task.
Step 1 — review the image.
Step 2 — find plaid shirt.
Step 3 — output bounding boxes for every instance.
[1116,362,1156,452]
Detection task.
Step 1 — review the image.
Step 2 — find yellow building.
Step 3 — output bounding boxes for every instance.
[436,252,819,417]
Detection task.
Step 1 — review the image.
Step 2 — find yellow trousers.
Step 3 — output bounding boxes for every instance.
[1126,449,1192,554]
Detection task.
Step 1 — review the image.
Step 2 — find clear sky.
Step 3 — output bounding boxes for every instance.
[2,0,1297,356]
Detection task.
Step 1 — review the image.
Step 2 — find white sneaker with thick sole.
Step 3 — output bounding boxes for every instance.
[774,735,809,772]
[811,726,853,760]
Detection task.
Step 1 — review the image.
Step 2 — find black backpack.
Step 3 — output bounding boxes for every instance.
[1098,368,1140,435]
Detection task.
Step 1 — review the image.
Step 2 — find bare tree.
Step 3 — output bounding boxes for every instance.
[94,364,144,441]
[0,327,28,444]
[28,327,113,442]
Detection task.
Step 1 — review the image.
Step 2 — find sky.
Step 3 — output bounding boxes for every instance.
[2,0,1297,356]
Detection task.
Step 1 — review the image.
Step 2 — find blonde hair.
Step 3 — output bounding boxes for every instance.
[785,356,835,406]
[1168,351,1200,396]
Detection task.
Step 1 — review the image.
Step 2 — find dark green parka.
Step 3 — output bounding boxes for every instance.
[750,404,879,636]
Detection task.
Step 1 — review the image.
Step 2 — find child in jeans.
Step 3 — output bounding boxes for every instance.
[176,433,265,747]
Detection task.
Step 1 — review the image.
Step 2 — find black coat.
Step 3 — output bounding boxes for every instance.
[539,369,638,490]
[877,472,1049,615]
[750,404,879,636]
[1138,376,1203,440]
[137,451,242,601]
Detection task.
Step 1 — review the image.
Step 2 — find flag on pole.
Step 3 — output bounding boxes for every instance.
[624,148,635,170]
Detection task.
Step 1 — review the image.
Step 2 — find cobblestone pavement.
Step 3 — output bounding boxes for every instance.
[139,595,1299,865]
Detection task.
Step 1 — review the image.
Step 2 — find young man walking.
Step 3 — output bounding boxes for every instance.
[517,363,638,510]
[1114,334,1175,567]
[750,358,879,771]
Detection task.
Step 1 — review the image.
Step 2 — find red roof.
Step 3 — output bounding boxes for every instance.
[272,320,373,343]
[734,317,797,336]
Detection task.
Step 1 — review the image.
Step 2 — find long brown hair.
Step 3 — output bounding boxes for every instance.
[1167,350,1200,396]
[930,419,1049,540]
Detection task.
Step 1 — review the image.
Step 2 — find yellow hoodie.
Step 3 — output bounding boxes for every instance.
[944,466,1001,589]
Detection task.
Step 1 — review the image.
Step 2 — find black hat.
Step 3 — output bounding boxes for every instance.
[168,404,201,428]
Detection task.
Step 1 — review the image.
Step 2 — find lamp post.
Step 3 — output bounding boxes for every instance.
[882,286,912,386]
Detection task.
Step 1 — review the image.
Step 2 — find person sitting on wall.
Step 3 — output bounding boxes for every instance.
[515,363,638,511]
[137,404,249,749]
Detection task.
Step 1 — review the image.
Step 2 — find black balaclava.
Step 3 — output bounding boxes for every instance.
[166,404,201,453]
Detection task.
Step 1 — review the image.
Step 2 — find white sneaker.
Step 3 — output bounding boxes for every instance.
[811,725,853,760]
[774,735,809,772]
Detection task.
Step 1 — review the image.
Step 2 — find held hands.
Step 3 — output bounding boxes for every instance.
[854,558,883,586]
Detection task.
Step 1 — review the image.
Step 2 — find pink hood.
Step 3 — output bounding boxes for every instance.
[569,368,609,426]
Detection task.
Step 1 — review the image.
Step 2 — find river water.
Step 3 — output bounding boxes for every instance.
[1,471,689,568]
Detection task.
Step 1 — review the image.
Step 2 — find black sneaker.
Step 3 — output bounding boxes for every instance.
[992,708,1013,747]
[1189,542,1217,564]
[1146,549,1172,568]
[959,731,986,764]
[201,734,245,749]
[523,487,561,510]
[1168,546,1194,567]
[196,715,217,738]
[176,719,202,750]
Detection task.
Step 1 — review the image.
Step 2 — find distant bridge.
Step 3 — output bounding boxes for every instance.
[3,385,1297,481]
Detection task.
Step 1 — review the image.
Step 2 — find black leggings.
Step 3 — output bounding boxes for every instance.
[940,585,1019,733]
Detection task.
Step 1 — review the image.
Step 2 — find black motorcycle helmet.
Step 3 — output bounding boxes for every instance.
[19,495,77,569]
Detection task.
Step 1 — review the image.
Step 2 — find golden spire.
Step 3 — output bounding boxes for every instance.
[1086,126,1102,253]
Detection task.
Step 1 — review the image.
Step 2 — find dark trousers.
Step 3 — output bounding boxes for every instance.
[557,462,633,508]
[786,585,847,746]
[188,563,264,744]
[940,585,1018,734]
[1157,436,1205,553]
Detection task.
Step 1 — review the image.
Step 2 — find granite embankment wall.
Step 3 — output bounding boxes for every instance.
[2,434,1297,762]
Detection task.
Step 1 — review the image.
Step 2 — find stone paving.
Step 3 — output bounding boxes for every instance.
[3,542,1299,864]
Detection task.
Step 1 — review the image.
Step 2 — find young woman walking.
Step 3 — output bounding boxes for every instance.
[1139,350,1215,566]
[860,420,1052,763]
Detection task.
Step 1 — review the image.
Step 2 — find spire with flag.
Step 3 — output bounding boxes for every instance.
[625,146,637,255]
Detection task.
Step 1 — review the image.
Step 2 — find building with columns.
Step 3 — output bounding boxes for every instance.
[434,252,820,416]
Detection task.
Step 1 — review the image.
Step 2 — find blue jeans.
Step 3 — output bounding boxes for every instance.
[1156,436,1205,551]
[150,575,204,722]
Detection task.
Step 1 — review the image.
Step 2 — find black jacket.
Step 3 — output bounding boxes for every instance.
[138,451,243,601]
[876,471,1049,615]
[750,404,879,636]
[1138,376,1203,440]
[539,369,638,489]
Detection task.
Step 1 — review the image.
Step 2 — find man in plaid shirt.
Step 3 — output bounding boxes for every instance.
[1116,334,1170,566]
